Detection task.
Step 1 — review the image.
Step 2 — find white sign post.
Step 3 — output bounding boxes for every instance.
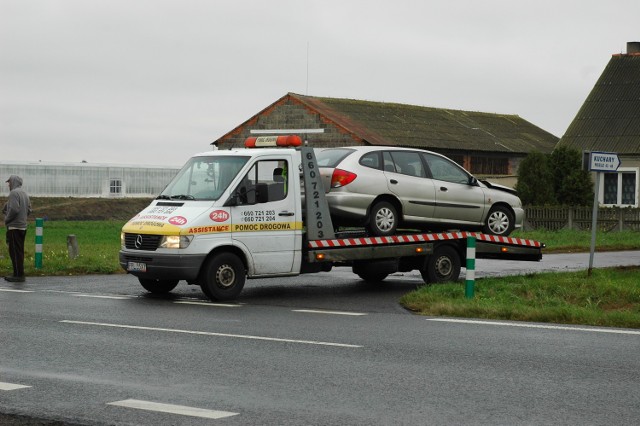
[587,152,620,275]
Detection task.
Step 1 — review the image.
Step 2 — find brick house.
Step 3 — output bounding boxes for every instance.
[557,41,640,207]
[214,93,558,179]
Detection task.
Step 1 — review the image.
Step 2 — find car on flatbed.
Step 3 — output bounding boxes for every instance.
[316,146,523,237]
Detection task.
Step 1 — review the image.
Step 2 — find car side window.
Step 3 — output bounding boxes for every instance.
[389,151,426,178]
[423,153,469,184]
[383,152,396,172]
[359,152,381,170]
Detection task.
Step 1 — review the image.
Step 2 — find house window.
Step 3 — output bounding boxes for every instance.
[110,179,122,195]
[602,169,638,207]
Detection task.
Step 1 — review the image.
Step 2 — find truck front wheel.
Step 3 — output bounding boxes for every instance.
[138,278,179,294]
[199,253,246,301]
[421,246,461,283]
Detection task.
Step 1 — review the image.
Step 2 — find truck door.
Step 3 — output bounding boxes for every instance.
[229,157,300,274]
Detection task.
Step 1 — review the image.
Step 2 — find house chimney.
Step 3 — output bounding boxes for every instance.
[628,41,640,54]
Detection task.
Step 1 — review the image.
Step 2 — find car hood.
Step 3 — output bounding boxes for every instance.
[480,179,518,196]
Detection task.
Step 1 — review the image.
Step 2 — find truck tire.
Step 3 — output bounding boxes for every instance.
[138,278,179,294]
[367,201,398,236]
[483,205,515,236]
[421,246,461,283]
[199,253,246,301]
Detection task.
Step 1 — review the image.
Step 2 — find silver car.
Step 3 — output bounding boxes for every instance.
[316,146,523,236]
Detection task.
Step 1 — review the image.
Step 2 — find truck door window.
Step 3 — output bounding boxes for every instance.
[235,159,289,205]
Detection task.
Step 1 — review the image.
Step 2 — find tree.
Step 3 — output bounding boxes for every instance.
[549,146,593,206]
[515,151,556,206]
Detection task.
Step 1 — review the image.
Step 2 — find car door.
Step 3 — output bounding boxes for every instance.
[422,153,486,224]
[229,157,299,274]
[383,151,436,220]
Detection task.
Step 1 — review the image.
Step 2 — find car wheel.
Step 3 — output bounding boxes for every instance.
[138,278,179,294]
[483,205,515,236]
[421,246,461,283]
[367,201,398,236]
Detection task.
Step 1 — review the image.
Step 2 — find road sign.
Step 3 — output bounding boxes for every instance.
[589,151,620,172]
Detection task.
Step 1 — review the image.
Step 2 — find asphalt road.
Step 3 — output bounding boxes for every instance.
[1,251,639,425]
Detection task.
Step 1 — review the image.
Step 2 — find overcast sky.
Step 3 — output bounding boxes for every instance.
[1,0,638,167]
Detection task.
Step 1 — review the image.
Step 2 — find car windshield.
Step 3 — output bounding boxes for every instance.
[158,155,249,201]
[316,148,355,167]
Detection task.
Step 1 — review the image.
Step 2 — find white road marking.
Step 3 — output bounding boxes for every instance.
[427,318,640,335]
[293,309,367,316]
[61,320,363,348]
[73,294,133,300]
[0,382,31,391]
[108,399,238,419]
[0,288,34,293]
[174,301,242,307]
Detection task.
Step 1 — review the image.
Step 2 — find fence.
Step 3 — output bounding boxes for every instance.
[523,207,640,232]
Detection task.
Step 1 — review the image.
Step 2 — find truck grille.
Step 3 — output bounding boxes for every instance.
[124,233,162,251]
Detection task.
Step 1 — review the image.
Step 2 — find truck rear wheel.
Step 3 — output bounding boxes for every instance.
[138,278,179,294]
[199,253,246,301]
[421,246,461,283]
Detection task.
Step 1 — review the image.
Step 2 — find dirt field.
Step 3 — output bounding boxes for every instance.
[0,197,153,221]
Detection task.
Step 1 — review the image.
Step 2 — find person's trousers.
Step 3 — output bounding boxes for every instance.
[6,229,27,277]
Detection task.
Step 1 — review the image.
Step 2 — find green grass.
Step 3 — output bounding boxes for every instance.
[512,228,640,253]
[400,267,640,328]
[0,221,123,276]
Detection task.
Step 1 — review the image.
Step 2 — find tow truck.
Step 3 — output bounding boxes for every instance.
[119,135,543,301]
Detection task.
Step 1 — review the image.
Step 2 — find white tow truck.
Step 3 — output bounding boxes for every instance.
[119,135,543,301]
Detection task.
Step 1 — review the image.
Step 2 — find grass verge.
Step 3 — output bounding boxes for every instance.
[400,266,640,328]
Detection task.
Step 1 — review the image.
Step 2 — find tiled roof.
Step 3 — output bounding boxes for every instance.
[558,54,640,154]
[290,93,558,154]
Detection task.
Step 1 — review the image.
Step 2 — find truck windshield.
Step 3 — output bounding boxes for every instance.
[158,155,249,201]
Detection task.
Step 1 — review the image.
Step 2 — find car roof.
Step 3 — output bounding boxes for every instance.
[322,145,440,156]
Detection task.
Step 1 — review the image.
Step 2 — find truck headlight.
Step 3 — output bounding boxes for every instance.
[159,235,194,249]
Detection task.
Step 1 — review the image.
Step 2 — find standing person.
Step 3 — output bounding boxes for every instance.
[3,175,32,282]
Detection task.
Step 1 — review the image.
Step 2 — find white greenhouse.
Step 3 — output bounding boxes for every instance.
[0,161,179,198]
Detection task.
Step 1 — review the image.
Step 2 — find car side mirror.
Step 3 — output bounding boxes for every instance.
[469,176,479,186]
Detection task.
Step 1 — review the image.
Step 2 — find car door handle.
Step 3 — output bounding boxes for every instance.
[440,187,448,192]
[390,179,398,184]
[279,211,295,216]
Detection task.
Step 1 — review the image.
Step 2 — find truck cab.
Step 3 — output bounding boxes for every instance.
[120,137,306,300]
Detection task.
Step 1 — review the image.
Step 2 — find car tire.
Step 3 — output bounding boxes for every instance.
[483,205,515,236]
[421,246,461,283]
[199,253,246,301]
[367,201,398,236]
[138,278,179,294]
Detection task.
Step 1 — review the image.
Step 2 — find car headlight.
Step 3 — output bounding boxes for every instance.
[159,235,194,249]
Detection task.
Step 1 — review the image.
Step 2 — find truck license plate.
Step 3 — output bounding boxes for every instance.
[127,262,147,272]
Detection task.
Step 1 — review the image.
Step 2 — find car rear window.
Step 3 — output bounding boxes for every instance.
[316,148,355,167]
